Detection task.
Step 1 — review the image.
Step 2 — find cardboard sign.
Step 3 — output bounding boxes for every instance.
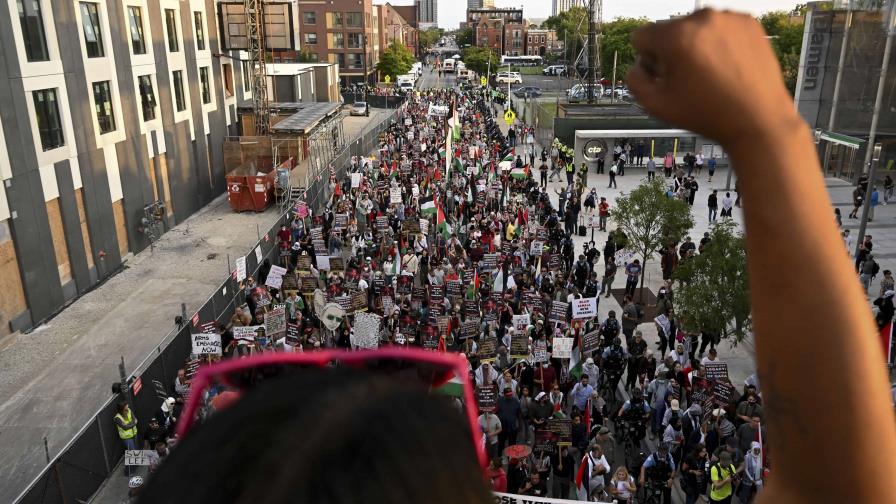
[310,227,324,241]
[412,286,427,302]
[546,418,572,446]
[381,295,395,316]
[199,321,218,335]
[510,331,529,359]
[478,335,497,361]
[712,380,736,405]
[446,280,463,297]
[191,333,222,355]
[530,241,544,256]
[464,298,480,318]
[390,187,402,204]
[547,254,562,271]
[397,275,413,295]
[476,386,498,413]
[571,297,598,319]
[532,340,548,363]
[549,301,569,324]
[704,362,729,382]
[293,255,311,271]
[351,173,362,188]
[482,298,500,322]
[552,337,573,359]
[460,319,480,339]
[402,219,421,235]
[351,291,368,312]
[285,322,301,346]
[421,325,440,349]
[582,330,602,354]
[124,450,156,466]
[312,239,328,255]
[534,429,558,454]
[334,213,349,229]
[300,274,319,293]
[235,256,247,281]
[329,256,345,271]
[265,305,287,335]
[352,312,382,349]
[481,254,499,272]
[376,215,389,231]
[233,325,261,341]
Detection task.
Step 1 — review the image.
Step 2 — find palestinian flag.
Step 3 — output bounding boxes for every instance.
[453,157,464,174]
[466,270,479,299]
[438,147,446,159]
[568,346,583,381]
[436,204,450,239]
[502,154,515,162]
[420,196,436,215]
[453,125,461,141]
[435,373,465,397]
[510,167,527,179]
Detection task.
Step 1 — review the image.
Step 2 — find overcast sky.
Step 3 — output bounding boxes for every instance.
[377,0,803,31]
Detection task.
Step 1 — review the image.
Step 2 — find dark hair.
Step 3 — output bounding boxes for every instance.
[117,401,128,414]
[140,369,490,504]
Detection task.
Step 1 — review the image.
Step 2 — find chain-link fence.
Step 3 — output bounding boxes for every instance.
[12,108,402,504]
[509,95,559,150]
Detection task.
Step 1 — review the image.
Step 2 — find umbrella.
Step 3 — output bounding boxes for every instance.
[504,444,532,459]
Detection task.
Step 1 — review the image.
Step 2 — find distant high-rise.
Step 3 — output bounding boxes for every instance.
[552,0,575,16]
[467,0,495,8]
[418,0,438,25]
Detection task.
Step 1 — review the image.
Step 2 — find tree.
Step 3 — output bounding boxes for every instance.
[456,27,473,48]
[296,47,317,63]
[610,178,694,301]
[673,220,751,344]
[376,42,414,81]
[599,18,650,82]
[543,6,588,67]
[759,11,806,94]
[418,28,443,52]
[462,46,500,76]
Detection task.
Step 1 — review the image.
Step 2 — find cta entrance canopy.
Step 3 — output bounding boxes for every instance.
[574,129,700,166]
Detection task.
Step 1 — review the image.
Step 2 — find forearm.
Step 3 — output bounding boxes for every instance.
[728,118,896,497]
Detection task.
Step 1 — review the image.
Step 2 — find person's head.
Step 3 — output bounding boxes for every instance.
[177,369,186,380]
[691,443,708,460]
[489,457,503,471]
[522,386,530,397]
[750,441,762,458]
[614,466,629,481]
[657,443,670,457]
[886,270,893,278]
[155,440,168,456]
[580,375,589,386]
[747,392,758,405]
[140,368,492,504]
[590,443,603,456]
[117,401,130,415]
[708,348,717,359]
[634,330,643,342]
[608,310,616,319]
[719,450,733,466]
[750,415,761,428]
[598,426,611,439]
[676,343,684,354]
[613,337,622,347]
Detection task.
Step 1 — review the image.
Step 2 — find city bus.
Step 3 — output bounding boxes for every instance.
[500,55,543,67]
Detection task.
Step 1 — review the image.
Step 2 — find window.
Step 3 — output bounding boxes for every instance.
[332,12,343,28]
[303,11,316,24]
[80,2,104,58]
[304,32,317,44]
[335,53,345,67]
[332,32,344,49]
[199,66,211,104]
[127,6,146,54]
[241,62,250,92]
[92,80,115,134]
[32,89,63,150]
[347,33,362,49]
[346,12,362,28]
[138,75,155,121]
[346,53,362,69]
[165,9,179,52]
[172,70,185,111]
[194,11,205,51]
[17,0,50,61]
[222,64,234,97]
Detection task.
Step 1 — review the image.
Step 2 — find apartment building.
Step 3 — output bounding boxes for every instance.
[418,0,437,26]
[552,0,575,17]
[525,29,561,57]
[297,0,379,86]
[0,0,253,335]
[468,7,525,56]
[377,3,419,58]
[467,0,495,8]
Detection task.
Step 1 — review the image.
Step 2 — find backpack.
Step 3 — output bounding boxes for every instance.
[873,261,881,276]
[610,164,618,174]
[605,346,625,370]
[647,452,673,481]
[602,318,619,339]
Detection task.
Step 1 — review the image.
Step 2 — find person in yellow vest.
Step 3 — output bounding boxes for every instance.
[115,401,138,475]
[709,450,737,504]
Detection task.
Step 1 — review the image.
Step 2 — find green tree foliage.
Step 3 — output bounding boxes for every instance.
[600,18,650,81]
[376,42,415,80]
[462,46,500,76]
[673,220,751,343]
[759,11,806,94]
[611,178,694,301]
[418,28,444,52]
[296,47,317,63]
[456,27,473,48]
[543,6,588,66]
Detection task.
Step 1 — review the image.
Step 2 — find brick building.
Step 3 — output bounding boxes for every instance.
[468,7,525,56]
[297,0,379,86]
[525,29,561,57]
[377,3,419,58]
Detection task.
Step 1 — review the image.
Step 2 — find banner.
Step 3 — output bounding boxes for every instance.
[233,325,260,341]
[191,333,222,355]
[493,492,584,504]
[571,297,598,319]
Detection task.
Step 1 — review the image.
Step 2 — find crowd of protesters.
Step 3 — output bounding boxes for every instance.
[115,84,780,504]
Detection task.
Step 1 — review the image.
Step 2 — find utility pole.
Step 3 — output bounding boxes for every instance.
[363,32,369,101]
[855,0,896,260]
[610,50,617,103]
[586,0,597,103]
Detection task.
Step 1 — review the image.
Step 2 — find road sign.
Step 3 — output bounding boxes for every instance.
[480,76,487,87]
[384,75,391,83]
[504,109,516,125]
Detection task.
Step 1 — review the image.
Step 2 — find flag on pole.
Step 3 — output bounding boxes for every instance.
[420,195,436,215]
[568,346,583,381]
[436,203,450,238]
[502,154,514,162]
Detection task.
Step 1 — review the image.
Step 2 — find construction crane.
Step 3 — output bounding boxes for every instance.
[245,0,271,134]
[571,0,602,104]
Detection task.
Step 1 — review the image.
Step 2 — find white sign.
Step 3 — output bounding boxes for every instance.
[265,306,287,335]
[532,340,548,363]
[269,265,287,277]
[512,314,530,332]
[351,172,362,188]
[428,104,449,117]
[233,325,260,341]
[255,245,262,263]
[420,219,430,236]
[265,275,283,289]
[191,333,222,355]
[317,255,330,271]
[552,337,573,359]
[405,118,413,126]
[493,492,583,504]
[614,249,635,266]
[571,297,598,319]
[390,187,402,204]
[352,312,382,349]
[124,450,156,466]
[235,256,247,282]
[530,240,544,256]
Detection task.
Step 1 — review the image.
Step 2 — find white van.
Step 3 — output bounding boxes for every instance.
[457,67,475,81]
[397,73,416,86]
[443,58,456,73]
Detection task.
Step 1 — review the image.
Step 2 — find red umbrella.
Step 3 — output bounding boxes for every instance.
[504,444,532,459]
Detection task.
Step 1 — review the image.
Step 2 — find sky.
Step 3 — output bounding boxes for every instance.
[377,0,804,31]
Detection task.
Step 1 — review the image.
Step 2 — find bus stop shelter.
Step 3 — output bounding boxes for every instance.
[573,129,725,167]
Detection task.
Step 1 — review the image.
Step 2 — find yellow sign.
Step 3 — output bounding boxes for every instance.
[384,75,391,83]
[480,76,487,87]
[503,109,516,125]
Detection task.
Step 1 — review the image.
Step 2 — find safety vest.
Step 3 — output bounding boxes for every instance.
[566,162,574,173]
[115,410,137,440]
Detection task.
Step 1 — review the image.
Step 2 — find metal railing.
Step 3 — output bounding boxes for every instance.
[12,107,402,504]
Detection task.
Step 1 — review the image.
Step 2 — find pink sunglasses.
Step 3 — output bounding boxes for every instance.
[176,348,487,469]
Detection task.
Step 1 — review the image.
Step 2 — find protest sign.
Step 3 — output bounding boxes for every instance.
[312,239,328,256]
[549,301,568,324]
[351,173,361,188]
[534,429,558,454]
[376,215,389,231]
[329,256,345,271]
[571,297,598,319]
[530,241,544,256]
[532,340,548,363]
[712,380,736,405]
[402,219,421,235]
[436,316,451,335]
[317,255,330,271]
[381,296,395,315]
[512,314,530,333]
[265,275,283,289]
[124,450,155,466]
[199,321,217,334]
[285,323,301,347]
[320,303,346,330]
[547,255,562,271]
[191,333,222,355]
[464,298,480,317]
[510,332,529,359]
[390,187,402,204]
[546,418,572,446]
[481,254,499,272]
[446,280,463,297]
[269,265,287,278]
[397,275,413,294]
[300,274,318,293]
[351,291,368,313]
[478,335,497,361]
[333,213,349,229]
[704,362,729,382]
[334,295,353,313]
[493,492,584,503]
[582,330,602,354]
[476,386,497,413]
[552,337,573,359]
[352,312,382,349]
[481,298,499,322]
[235,256,247,281]
[265,305,287,335]
[420,219,430,236]
[233,325,260,341]
[460,319,480,339]
[310,227,324,241]
[412,287,427,302]
[254,245,262,263]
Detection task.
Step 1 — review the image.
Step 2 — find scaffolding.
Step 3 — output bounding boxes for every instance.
[571,0,603,103]
[245,0,270,134]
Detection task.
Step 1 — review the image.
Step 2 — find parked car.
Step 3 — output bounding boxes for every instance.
[495,72,523,85]
[567,83,604,103]
[513,86,543,98]
[542,65,567,76]
[350,101,369,116]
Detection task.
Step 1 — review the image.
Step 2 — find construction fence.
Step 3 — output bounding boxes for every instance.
[12,106,402,504]
[509,95,559,150]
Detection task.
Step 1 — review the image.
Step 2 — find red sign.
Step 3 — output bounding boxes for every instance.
[191,313,200,327]
[132,376,142,396]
